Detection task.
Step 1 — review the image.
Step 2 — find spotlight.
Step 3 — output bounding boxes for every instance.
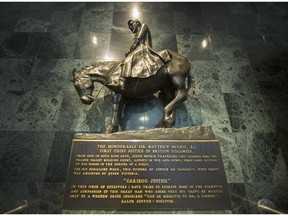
[132,7,139,19]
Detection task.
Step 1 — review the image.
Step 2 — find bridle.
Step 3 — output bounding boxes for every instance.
[73,73,94,99]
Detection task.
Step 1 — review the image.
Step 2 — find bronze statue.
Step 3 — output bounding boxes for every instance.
[72,20,197,133]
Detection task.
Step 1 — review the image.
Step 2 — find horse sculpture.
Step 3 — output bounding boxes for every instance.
[72,49,197,133]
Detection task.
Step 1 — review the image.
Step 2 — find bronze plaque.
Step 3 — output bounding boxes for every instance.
[62,140,231,210]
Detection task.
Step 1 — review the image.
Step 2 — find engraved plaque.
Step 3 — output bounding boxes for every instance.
[62,140,231,210]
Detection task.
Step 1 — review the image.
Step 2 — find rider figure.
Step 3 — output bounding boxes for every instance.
[125,19,152,57]
[116,19,165,91]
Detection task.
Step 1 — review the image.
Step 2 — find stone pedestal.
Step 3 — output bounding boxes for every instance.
[62,126,232,214]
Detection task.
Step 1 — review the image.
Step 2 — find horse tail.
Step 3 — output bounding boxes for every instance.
[186,70,192,91]
[187,66,199,100]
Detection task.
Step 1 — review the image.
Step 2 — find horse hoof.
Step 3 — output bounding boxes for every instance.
[163,118,175,128]
[105,125,119,134]
[163,123,174,128]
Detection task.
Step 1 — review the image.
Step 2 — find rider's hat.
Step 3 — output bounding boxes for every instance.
[128,19,141,26]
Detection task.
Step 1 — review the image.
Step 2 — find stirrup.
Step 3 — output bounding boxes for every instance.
[119,78,126,91]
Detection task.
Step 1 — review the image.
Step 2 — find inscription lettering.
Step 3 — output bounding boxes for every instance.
[63,140,230,210]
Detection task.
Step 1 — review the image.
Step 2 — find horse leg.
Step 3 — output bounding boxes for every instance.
[105,93,123,133]
[163,77,188,128]
[159,87,175,106]
[189,74,199,99]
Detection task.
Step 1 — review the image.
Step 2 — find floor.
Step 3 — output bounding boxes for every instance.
[0,2,287,214]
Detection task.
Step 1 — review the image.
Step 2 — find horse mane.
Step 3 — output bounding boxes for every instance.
[84,60,119,78]
[92,60,120,71]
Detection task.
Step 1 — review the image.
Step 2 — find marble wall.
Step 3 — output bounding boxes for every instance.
[0,2,287,213]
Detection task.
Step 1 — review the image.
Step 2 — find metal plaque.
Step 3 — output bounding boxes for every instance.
[62,139,231,210]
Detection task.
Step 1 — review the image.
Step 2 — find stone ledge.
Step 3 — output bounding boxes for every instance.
[74,126,215,140]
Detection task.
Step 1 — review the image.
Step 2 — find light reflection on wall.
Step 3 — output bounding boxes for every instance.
[104,55,113,60]
[92,36,98,45]
[202,39,208,48]
[132,7,140,19]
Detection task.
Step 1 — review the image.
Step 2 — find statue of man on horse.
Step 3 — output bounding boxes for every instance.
[71,19,197,133]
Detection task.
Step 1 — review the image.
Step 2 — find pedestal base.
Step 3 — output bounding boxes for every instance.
[62,126,231,213]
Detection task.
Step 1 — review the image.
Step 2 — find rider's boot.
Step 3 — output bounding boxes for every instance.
[109,76,125,90]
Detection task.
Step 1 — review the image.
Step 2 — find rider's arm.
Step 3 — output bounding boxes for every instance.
[135,23,148,41]
[130,23,148,51]
[125,23,148,57]
[129,38,140,52]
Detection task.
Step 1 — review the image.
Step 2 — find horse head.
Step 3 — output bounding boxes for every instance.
[71,67,94,105]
